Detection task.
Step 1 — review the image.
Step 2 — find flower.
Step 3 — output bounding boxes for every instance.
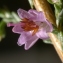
[7,8,53,50]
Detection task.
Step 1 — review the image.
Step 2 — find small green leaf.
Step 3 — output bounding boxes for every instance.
[47,0,53,4]
[0,21,6,41]
[57,32,63,50]
[43,39,52,44]
[0,7,21,41]
[28,0,34,9]
[56,9,63,31]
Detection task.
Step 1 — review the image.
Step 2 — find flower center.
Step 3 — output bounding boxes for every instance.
[21,18,39,35]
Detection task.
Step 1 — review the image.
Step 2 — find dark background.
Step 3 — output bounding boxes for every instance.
[0,0,62,63]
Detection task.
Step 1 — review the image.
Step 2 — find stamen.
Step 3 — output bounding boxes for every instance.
[21,18,39,35]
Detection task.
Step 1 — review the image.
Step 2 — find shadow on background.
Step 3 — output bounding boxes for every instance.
[0,0,62,63]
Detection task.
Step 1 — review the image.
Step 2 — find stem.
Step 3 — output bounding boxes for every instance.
[48,33,63,62]
[33,0,63,62]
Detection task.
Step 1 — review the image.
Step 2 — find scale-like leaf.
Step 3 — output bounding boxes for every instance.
[47,0,53,4]
[28,0,34,9]
[56,9,63,31]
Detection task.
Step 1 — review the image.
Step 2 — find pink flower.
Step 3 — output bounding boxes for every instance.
[7,8,53,50]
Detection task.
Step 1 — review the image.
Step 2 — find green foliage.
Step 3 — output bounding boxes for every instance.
[47,0,63,31]
[56,9,63,31]
[0,9,20,23]
[43,39,52,44]
[55,31,63,50]
[0,8,20,41]
[47,0,53,4]
[28,0,34,9]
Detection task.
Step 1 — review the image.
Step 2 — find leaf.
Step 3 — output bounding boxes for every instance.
[28,0,34,9]
[0,21,6,41]
[43,39,52,44]
[0,7,21,41]
[57,32,63,50]
[47,0,63,31]
[0,9,20,23]
[2,12,20,23]
[56,9,63,31]
[47,0,53,4]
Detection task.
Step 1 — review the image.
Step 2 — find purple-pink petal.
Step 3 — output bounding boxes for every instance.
[25,35,38,50]
[43,20,53,32]
[17,32,39,50]
[36,29,49,39]
[28,9,39,16]
[12,22,24,34]
[7,23,15,27]
[28,9,46,22]
[17,34,26,46]
[36,21,53,39]
[17,8,31,19]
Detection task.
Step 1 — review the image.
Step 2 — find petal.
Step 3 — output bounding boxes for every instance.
[36,29,49,40]
[7,23,15,27]
[36,21,53,40]
[25,35,38,50]
[28,9,39,16]
[43,20,53,32]
[17,34,26,46]
[12,23,24,34]
[17,8,31,19]
[28,9,46,22]
[17,32,38,50]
